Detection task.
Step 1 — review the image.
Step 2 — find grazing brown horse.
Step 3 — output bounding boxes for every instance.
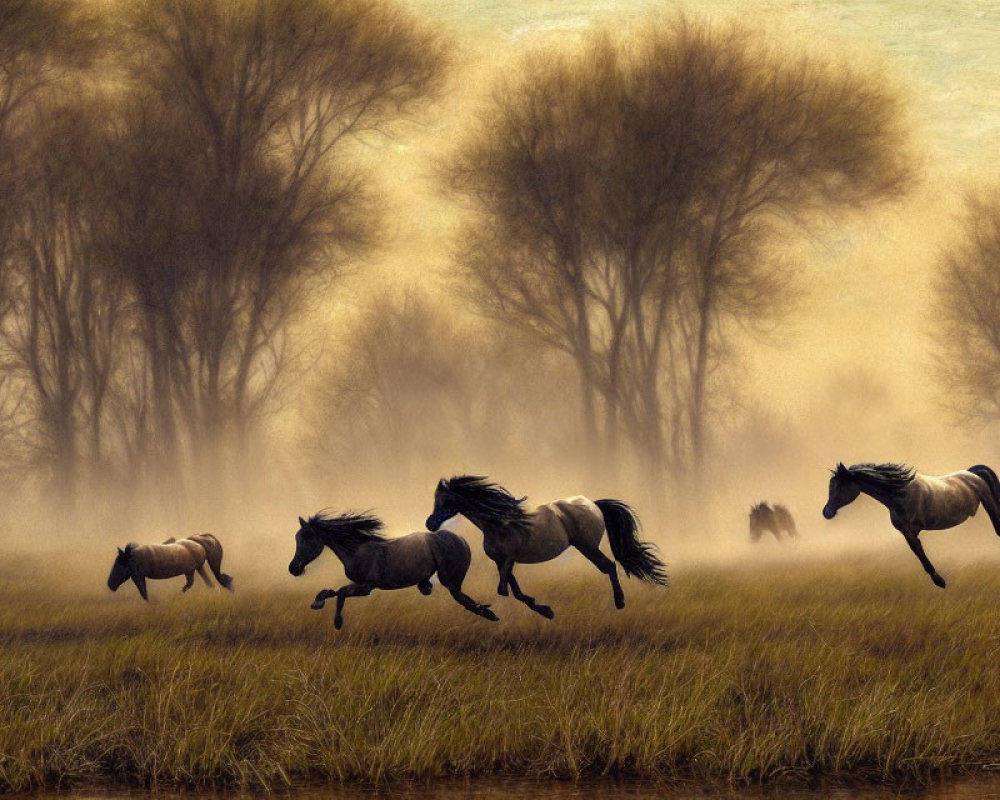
[823,462,1000,588]
[749,502,798,542]
[107,533,233,601]
[288,512,499,629]
[425,475,668,619]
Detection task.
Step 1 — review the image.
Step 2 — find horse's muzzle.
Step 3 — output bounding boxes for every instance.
[822,506,836,520]
[425,515,440,532]
[288,561,304,577]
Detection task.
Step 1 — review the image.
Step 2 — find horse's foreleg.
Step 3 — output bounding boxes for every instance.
[496,559,513,596]
[506,570,554,619]
[903,532,946,588]
[310,588,337,609]
[311,583,373,629]
[181,572,195,592]
[132,575,149,601]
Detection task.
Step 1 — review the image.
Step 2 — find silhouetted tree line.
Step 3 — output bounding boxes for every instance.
[0,0,929,511]
[0,0,447,506]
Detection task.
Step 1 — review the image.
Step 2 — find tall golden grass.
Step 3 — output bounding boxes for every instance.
[3,555,1000,792]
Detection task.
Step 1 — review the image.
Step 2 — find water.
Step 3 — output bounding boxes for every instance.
[21,778,1000,800]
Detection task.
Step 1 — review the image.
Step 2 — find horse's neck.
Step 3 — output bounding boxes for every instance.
[858,482,904,513]
[323,537,362,565]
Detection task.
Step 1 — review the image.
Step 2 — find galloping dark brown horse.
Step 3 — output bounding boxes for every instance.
[289,512,499,629]
[107,533,233,601]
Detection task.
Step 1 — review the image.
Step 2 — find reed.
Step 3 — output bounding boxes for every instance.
[3,555,1000,792]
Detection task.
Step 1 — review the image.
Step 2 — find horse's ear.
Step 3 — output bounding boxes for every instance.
[117,546,124,556]
[298,516,306,527]
[437,479,447,491]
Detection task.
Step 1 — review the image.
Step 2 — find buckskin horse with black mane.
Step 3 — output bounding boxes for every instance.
[425,475,668,618]
[288,511,499,629]
[823,462,1000,588]
[107,533,233,601]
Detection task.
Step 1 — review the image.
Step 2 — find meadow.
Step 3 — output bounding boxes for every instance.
[3,550,1000,794]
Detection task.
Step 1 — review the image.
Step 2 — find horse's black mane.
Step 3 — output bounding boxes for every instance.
[441,475,531,528]
[836,462,915,497]
[305,512,386,546]
[750,501,772,515]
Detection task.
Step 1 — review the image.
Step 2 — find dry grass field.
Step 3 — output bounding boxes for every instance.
[3,551,1000,793]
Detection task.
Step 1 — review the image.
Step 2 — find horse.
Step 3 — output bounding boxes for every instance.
[749,501,798,542]
[288,511,499,629]
[425,475,668,618]
[823,462,1000,588]
[107,533,233,601]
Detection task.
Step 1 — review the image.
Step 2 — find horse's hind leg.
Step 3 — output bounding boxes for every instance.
[437,569,498,622]
[195,563,213,587]
[181,572,195,592]
[444,585,499,622]
[574,543,625,609]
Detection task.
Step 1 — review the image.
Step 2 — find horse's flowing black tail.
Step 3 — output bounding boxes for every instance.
[969,465,1000,536]
[970,464,1000,505]
[595,499,669,586]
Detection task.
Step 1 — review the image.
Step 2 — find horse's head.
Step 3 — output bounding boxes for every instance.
[288,516,325,576]
[107,544,135,591]
[823,463,860,519]
[425,478,459,531]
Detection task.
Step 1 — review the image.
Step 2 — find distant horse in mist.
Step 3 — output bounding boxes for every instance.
[823,462,1000,588]
[288,512,499,629]
[749,502,798,542]
[107,533,233,601]
[425,475,668,618]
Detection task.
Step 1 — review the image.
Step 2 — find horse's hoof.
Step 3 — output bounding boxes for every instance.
[933,574,947,589]
[614,597,625,610]
[483,608,500,622]
[311,599,326,610]
[536,605,555,619]
[334,617,344,630]
[497,586,509,597]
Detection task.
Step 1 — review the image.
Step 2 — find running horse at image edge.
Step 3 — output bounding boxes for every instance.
[822,462,1000,588]
[288,511,499,629]
[107,533,234,601]
[425,475,669,618]
[749,501,798,542]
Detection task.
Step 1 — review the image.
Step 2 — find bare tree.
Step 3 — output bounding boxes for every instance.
[2,97,128,502]
[106,0,448,485]
[932,188,1000,426]
[0,1,104,495]
[448,15,913,487]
